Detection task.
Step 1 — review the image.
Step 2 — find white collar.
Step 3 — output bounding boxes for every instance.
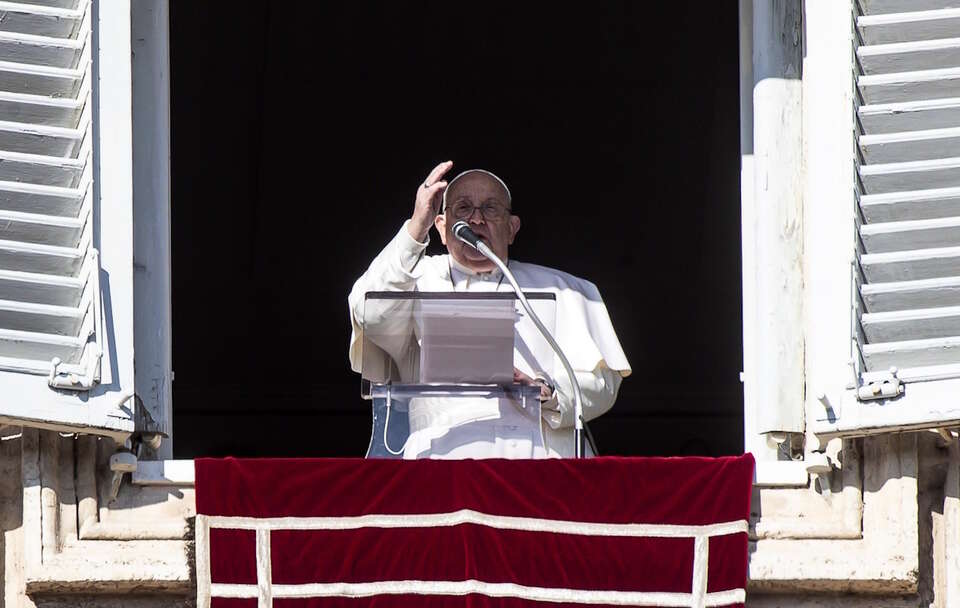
[448,255,504,281]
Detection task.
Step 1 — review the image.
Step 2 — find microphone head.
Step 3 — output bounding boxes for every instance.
[451,220,481,250]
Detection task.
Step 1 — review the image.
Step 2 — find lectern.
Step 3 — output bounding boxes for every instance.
[360,291,557,459]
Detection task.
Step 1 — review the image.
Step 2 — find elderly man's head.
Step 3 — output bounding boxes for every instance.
[435,169,521,273]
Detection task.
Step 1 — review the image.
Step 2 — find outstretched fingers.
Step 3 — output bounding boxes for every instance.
[408,160,455,242]
[424,160,454,188]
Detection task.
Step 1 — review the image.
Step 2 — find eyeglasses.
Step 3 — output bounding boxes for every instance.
[448,200,511,221]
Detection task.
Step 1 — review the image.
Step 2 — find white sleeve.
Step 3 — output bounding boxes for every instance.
[347,221,429,373]
[540,365,623,430]
[349,220,429,302]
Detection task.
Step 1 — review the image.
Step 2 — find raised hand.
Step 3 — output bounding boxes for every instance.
[408,160,453,242]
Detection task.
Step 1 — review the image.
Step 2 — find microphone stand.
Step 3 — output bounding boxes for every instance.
[463,234,587,458]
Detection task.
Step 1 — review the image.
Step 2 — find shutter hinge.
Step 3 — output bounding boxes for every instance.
[47,249,103,391]
[856,367,904,402]
[47,343,102,391]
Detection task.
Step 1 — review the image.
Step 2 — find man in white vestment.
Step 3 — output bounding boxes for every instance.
[348,160,631,458]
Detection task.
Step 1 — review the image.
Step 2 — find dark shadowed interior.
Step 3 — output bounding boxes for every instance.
[168,2,743,458]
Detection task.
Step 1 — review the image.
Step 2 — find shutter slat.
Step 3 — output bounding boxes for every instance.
[862,276,960,312]
[0,2,83,39]
[0,239,82,275]
[860,157,960,193]
[0,209,81,246]
[860,126,960,163]
[861,246,960,282]
[863,335,960,368]
[861,187,960,221]
[858,9,960,44]
[860,1,960,17]
[0,180,83,216]
[0,119,83,157]
[0,60,83,97]
[0,267,80,306]
[0,31,81,69]
[859,67,960,104]
[0,326,83,362]
[0,90,82,127]
[859,38,960,74]
[860,98,960,133]
[861,216,960,252]
[862,305,960,341]
[0,297,81,334]
[11,0,79,10]
[0,151,83,187]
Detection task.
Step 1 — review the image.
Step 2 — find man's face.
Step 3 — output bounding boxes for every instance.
[435,172,521,273]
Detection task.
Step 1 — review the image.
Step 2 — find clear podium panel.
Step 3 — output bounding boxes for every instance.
[360,291,557,459]
[360,291,557,397]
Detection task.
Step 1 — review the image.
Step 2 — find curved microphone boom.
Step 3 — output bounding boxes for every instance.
[451,220,587,457]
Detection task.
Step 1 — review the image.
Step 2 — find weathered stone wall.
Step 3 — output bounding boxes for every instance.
[30,597,193,608]
[0,429,193,608]
[749,431,959,606]
[1,427,23,608]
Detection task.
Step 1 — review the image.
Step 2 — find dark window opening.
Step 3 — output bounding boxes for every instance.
[169,2,743,458]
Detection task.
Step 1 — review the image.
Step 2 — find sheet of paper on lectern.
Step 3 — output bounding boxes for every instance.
[417,299,516,385]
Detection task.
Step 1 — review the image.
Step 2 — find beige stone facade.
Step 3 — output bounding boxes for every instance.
[0,428,956,606]
[1,430,193,607]
[750,433,960,606]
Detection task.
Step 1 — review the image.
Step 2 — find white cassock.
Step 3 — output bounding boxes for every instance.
[348,221,632,458]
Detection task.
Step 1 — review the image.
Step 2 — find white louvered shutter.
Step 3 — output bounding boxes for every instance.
[0,0,135,439]
[840,0,960,434]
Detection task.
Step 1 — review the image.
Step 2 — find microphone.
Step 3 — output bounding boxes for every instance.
[452,221,484,250]
[449,220,587,457]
